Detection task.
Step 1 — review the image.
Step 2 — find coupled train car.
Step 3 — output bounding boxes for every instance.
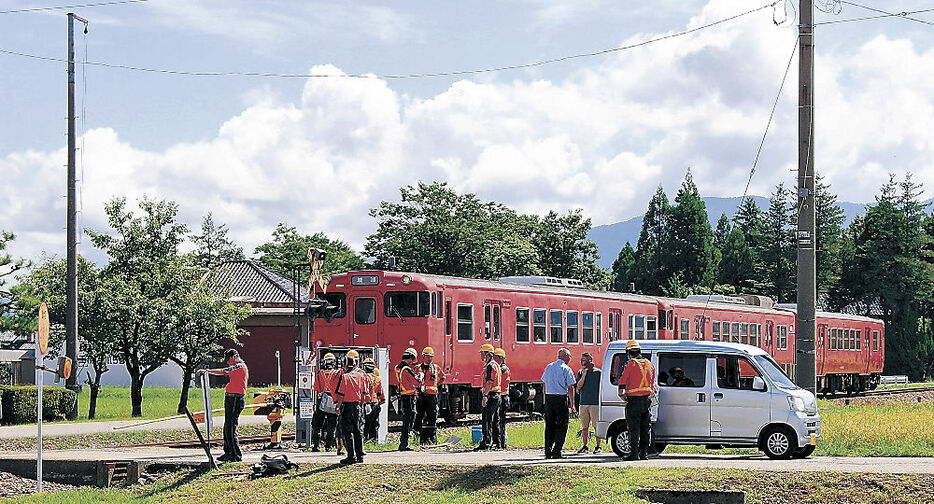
[310,270,884,421]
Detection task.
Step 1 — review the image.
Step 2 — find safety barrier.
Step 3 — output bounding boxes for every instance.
[880,375,909,387]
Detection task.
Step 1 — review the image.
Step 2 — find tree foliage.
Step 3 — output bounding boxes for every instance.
[255,223,365,279]
[188,213,244,270]
[632,186,671,294]
[0,231,29,335]
[664,171,717,288]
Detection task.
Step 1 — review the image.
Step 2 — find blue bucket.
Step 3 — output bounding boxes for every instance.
[471,425,482,443]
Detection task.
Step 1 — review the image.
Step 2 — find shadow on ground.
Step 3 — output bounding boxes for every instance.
[433,465,533,493]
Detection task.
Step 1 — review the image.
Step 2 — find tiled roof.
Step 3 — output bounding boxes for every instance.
[205,260,309,306]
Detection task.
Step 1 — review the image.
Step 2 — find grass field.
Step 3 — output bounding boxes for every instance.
[11,464,934,503]
[60,386,270,423]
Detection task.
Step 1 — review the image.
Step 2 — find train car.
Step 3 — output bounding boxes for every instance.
[814,311,885,393]
[311,270,661,420]
[656,295,799,379]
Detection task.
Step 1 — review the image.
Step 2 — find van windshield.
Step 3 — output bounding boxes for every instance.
[754,355,798,390]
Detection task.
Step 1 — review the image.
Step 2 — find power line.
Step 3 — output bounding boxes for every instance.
[815,8,934,26]
[0,1,779,80]
[837,1,934,26]
[0,0,148,15]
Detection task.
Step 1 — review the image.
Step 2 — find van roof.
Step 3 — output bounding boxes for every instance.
[606,340,769,357]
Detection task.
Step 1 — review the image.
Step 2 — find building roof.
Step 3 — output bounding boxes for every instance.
[205,260,309,307]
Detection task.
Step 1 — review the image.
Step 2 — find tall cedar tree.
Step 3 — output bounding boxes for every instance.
[633,186,671,294]
[665,171,717,289]
[733,197,765,252]
[758,184,796,302]
[718,228,756,290]
[814,176,846,295]
[189,213,245,270]
[533,210,609,289]
[611,242,637,292]
[831,175,931,378]
[713,213,731,252]
[254,223,365,279]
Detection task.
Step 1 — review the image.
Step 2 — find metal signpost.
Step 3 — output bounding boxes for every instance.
[200,372,213,442]
[36,303,49,493]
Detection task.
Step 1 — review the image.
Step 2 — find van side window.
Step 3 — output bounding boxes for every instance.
[657,354,705,387]
[609,351,653,386]
[716,355,764,391]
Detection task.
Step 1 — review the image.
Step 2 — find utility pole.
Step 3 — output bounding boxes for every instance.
[796,0,817,394]
[66,12,88,393]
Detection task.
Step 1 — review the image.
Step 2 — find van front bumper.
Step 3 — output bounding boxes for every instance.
[792,412,822,447]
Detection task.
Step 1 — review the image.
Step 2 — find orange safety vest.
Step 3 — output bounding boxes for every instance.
[500,364,511,396]
[336,369,372,403]
[620,358,655,397]
[368,372,384,404]
[315,368,341,396]
[421,362,442,395]
[483,360,502,394]
[396,362,419,396]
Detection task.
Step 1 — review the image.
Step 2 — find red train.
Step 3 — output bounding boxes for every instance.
[312,270,884,419]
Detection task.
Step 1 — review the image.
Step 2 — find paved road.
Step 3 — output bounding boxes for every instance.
[4,446,931,474]
[0,414,296,439]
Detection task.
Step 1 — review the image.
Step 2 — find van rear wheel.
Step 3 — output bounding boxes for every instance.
[609,425,631,458]
[761,426,795,460]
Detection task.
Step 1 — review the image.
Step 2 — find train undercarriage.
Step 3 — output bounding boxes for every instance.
[818,373,881,395]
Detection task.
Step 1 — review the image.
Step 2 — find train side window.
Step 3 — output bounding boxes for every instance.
[740,323,748,344]
[533,309,547,343]
[566,311,579,344]
[873,330,879,352]
[680,318,690,340]
[355,298,376,325]
[596,313,602,345]
[658,353,705,387]
[493,305,501,341]
[647,316,657,340]
[445,301,451,335]
[457,304,474,342]
[696,317,705,340]
[856,330,861,351]
[437,291,443,319]
[322,293,347,319]
[582,312,594,344]
[484,305,491,340]
[712,321,720,341]
[550,310,563,344]
[516,308,530,343]
[431,292,438,318]
[829,329,836,350]
[843,329,850,350]
[777,326,788,350]
[631,315,645,340]
[731,323,740,343]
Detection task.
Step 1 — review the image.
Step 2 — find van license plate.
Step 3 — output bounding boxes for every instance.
[809,434,817,445]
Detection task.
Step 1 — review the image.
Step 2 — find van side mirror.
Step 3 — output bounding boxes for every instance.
[752,376,766,391]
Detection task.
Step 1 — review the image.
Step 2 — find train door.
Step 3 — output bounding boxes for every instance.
[482,300,503,343]
[349,292,380,347]
[863,325,872,375]
[443,298,454,372]
[765,320,774,352]
[609,309,622,341]
[817,324,827,375]
[695,315,706,341]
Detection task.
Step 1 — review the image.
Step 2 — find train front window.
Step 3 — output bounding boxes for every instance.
[322,293,346,318]
[384,291,430,318]
[457,304,474,341]
[355,298,376,325]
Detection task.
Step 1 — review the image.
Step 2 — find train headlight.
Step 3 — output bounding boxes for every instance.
[787,396,806,412]
[401,275,412,285]
[316,340,323,347]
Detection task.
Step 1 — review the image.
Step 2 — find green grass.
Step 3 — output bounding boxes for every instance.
[9,464,934,503]
[55,386,271,423]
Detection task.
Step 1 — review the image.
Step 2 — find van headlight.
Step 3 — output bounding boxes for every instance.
[787,396,806,412]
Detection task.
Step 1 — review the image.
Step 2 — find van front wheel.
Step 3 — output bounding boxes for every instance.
[761,427,795,460]
[609,425,631,458]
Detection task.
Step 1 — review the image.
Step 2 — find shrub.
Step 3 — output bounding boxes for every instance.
[0,386,78,425]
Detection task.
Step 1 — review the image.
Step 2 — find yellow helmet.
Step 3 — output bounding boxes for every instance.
[402,347,418,359]
[346,350,359,359]
[422,347,435,356]
[323,353,336,361]
[480,343,495,353]
[362,357,375,366]
[493,348,506,358]
[626,340,641,351]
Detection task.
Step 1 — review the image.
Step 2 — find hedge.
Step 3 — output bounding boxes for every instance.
[0,386,78,425]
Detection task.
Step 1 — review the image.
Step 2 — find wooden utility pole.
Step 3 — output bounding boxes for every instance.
[796,0,817,394]
[66,12,88,392]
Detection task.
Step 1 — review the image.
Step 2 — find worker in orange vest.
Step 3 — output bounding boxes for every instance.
[335,350,372,464]
[311,352,341,452]
[474,343,502,451]
[362,357,385,442]
[415,347,444,444]
[617,340,657,461]
[494,348,510,449]
[395,347,421,451]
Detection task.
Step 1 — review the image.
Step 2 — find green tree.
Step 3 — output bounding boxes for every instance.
[255,223,365,279]
[0,231,30,335]
[633,186,671,294]
[532,210,609,289]
[733,197,765,252]
[718,228,756,290]
[189,213,244,270]
[665,171,717,288]
[758,184,796,302]
[611,242,637,292]
[713,213,731,253]
[815,176,846,295]
[364,182,539,279]
[87,197,190,417]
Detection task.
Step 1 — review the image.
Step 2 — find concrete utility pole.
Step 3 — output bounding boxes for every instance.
[66,12,88,393]
[796,0,817,394]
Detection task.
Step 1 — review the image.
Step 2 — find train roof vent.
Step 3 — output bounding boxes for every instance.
[774,303,797,311]
[740,295,774,309]
[685,294,747,305]
[498,276,587,289]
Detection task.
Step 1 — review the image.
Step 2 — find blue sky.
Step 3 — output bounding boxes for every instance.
[1,0,932,265]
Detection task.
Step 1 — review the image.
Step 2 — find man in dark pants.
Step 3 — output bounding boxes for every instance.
[310,353,340,452]
[335,350,371,464]
[362,357,384,442]
[395,347,421,451]
[618,340,657,461]
[197,349,249,463]
[474,343,501,451]
[416,347,443,444]
[540,348,576,459]
[494,348,510,449]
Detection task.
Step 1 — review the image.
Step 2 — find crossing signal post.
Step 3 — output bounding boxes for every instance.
[305,298,339,323]
[35,303,73,493]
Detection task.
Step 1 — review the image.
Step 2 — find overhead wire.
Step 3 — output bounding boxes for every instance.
[837,1,934,26]
[815,8,934,26]
[0,1,779,80]
[0,0,148,15]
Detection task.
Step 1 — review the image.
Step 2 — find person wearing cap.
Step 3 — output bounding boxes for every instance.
[541,348,576,459]
[362,357,385,442]
[415,347,444,444]
[493,348,510,449]
[618,340,657,461]
[335,350,372,464]
[197,348,249,463]
[395,347,422,451]
[474,343,502,451]
[311,352,341,452]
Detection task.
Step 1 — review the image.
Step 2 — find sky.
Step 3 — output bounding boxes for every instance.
[1,0,933,267]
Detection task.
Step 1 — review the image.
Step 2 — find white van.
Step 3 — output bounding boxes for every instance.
[596,341,821,459]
